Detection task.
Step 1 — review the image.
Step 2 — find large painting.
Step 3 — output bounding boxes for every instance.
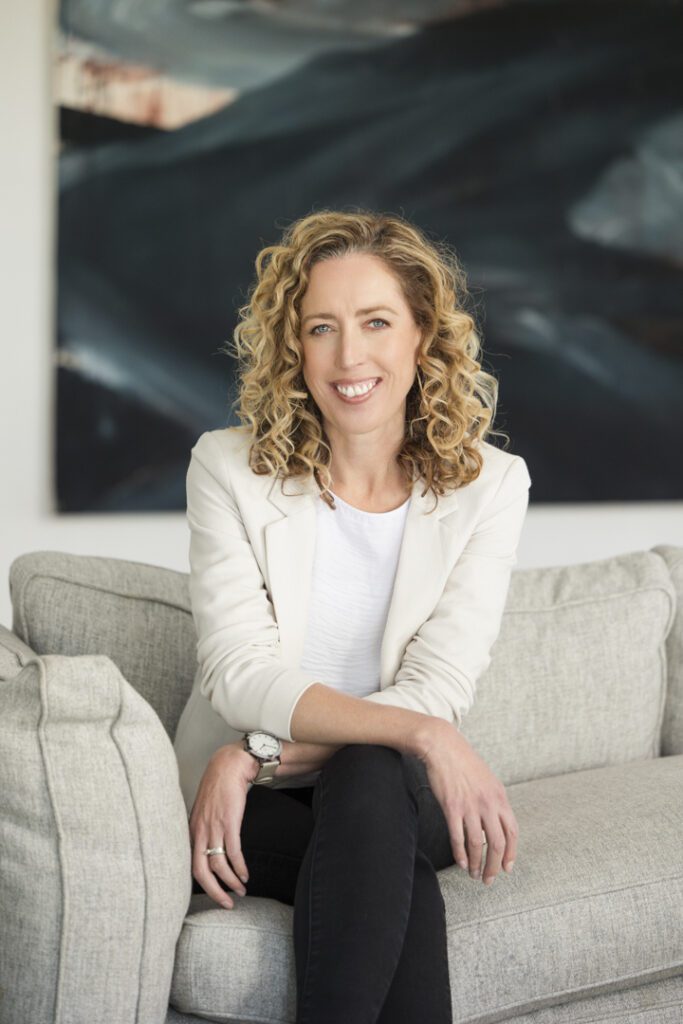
[54,0,683,510]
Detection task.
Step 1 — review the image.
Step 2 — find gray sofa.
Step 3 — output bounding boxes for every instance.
[1,545,682,1024]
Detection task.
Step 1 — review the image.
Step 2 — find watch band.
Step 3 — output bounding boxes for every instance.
[252,760,279,786]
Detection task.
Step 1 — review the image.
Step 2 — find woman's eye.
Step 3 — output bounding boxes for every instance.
[309,318,389,336]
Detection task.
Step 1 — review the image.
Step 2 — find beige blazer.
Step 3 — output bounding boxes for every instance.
[173,425,532,813]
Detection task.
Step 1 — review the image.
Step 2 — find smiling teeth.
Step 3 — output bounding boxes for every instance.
[335,379,379,397]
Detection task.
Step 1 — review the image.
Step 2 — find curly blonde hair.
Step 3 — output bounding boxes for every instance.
[221,207,510,512]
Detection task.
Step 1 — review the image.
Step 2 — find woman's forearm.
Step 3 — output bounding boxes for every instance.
[290,682,434,756]
[275,739,343,780]
[216,738,343,785]
[220,682,438,785]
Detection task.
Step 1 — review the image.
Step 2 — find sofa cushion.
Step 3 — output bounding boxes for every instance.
[9,550,195,741]
[0,622,36,680]
[170,755,683,1024]
[0,653,192,1024]
[463,549,676,785]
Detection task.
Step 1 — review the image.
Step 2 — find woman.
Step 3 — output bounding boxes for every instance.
[173,208,531,1024]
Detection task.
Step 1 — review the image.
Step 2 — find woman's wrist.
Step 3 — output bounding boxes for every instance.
[213,738,340,784]
[413,717,463,762]
[211,740,260,783]
[276,738,342,779]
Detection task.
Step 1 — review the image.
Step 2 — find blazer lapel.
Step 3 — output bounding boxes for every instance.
[264,470,460,689]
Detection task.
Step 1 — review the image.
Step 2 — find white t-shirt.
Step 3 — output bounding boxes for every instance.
[276,488,411,789]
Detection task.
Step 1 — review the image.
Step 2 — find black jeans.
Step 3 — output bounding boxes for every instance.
[192,743,455,1024]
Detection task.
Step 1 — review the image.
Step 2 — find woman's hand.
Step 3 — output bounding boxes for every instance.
[418,719,518,886]
[189,741,259,909]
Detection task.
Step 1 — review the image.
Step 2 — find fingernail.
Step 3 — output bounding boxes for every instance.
[470,869,480,879]
[484,876,494,886]
[505,861,515,873]
[240,874,248,884]
[222,901,232,910]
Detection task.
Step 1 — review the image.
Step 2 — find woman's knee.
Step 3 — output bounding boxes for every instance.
[324,742,403,777]
[320,743,417,809]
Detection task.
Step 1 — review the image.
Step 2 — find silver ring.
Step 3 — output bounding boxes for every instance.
[205,846,226,856]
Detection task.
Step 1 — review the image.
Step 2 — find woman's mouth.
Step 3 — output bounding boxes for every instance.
[329,378,382,404]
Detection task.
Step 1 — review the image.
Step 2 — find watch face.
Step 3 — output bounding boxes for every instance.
[248,731,281,758]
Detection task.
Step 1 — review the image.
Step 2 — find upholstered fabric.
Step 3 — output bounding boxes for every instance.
[0,621,36,679]
[0,654,192,1024]
[9,550,195,741]
[459,548,676,785]
[652,544,683,756]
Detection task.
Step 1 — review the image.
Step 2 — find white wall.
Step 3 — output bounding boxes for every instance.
[1,1,681,632]
[0,0,190,632]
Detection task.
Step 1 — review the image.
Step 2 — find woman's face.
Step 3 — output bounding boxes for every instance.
[299,252,422,440]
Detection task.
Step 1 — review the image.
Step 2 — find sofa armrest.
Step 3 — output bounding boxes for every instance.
[0,652,192,1024]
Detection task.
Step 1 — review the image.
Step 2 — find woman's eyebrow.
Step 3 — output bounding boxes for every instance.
[302,305,399,323]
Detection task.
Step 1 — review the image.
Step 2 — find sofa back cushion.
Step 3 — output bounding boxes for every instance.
[0,653,191,1024]
[465,549,676,784]
[8,546,678,785]
[9,551,195,741]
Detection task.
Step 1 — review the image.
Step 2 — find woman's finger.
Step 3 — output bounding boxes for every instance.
[500,808,518,872]
[464,812,485,879]
[191,830,236,910]
[448,810,469,870]
[481,814,506,886]
[225,825,250,885]
[204,841,247,899]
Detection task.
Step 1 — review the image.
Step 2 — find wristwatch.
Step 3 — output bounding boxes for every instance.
[243,730,282,786]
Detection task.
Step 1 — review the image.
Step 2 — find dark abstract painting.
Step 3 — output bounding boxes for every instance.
[54,0,683,511]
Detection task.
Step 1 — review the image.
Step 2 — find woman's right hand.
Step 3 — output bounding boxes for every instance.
[189,741,259,909]
[417,719,518,886]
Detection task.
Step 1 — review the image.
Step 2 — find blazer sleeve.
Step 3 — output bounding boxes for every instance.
[186,431,320,741]
[361,455,532,729]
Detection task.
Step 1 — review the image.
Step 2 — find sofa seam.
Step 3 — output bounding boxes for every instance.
[655,616,671,758]
[445,871,683,931]
[16,572,190,654]
[33,655,69,1024]
[176,1007,285,1024]
[182,918,293,937]
[550,990,683,1024]
[504,582,675,616]
[109,667,148,1024]
[460,961,683,1022]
